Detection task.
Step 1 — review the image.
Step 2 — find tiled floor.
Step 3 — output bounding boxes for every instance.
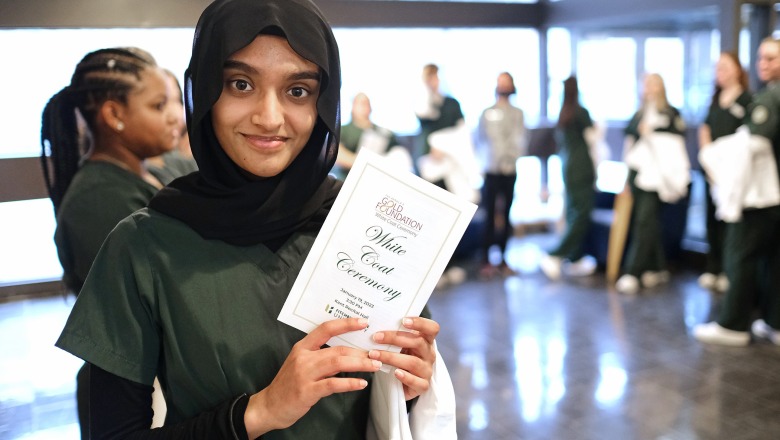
[2,232,780,439]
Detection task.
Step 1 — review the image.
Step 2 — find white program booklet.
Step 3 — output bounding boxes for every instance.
[278,149,477,353]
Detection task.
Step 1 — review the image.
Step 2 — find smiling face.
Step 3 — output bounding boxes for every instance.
[211,34,321,178]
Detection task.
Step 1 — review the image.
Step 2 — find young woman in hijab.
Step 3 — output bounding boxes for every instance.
[56,0,442,438]
[41,46,178,439]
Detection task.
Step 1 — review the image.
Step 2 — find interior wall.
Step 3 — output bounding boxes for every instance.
[0,0,544,28]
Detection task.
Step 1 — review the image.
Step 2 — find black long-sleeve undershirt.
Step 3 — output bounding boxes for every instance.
[88,363,250,440]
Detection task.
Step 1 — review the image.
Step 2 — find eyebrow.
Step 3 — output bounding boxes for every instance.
[223,60,321,82]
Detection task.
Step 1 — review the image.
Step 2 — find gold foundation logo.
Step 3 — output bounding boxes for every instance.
[375,196,424,233]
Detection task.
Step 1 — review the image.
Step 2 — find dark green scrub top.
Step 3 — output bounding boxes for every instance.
[340,123,399,156]
[56,208,371,438]
[416,96,464,156]
[625,105,685,139]
[555,106,595,186]
[704,91,752,141]
[54,161,158,293]
[746,82,780,174]
[147,150,199,186]
[334,123,399,180]
[624,105,686,172]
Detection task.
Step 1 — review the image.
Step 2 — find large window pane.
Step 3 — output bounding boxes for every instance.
[2,27,541,158]
[0,28,193,159]
[546,27,572,123]
[576,38,637,121]
[0,199,62,285]
[334,28,540,134]
[1,26,540,284]
[645,37,685,109]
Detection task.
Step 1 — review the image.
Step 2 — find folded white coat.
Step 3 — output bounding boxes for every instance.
[624,131,690,203]
[366,342,457,439]
[417,124,482,204]
[698,126,780,222]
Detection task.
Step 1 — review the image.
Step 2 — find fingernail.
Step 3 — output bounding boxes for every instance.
[371,360,382,369]
[373,332,384,342]
[359,379,368,388]
[358,318,368,327]
[395,369,406,379]
[369,350,380,359]
[403,318,413,327]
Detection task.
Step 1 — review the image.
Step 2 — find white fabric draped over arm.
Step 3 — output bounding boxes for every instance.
[699,126,780,222]
[366,341,457,440]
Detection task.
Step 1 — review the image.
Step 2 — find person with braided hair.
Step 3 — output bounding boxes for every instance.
[41,46,179,438]
[42,46,179,294]
[147,69,199,186]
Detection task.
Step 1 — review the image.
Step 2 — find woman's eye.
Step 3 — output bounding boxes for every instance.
[289,87,310,98]
[230,79,253,92]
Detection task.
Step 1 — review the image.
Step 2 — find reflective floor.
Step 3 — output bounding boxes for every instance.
[2,232,780,439]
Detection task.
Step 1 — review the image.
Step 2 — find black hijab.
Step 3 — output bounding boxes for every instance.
[149,0,342,246]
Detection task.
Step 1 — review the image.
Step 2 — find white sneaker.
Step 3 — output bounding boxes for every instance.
[616,274,640,294]
[693,322,750,346]
[445,266,467,285]
[641,270,670,288]
[751,319,780,345]
[715,274,729,293]
[540,254,563,281]
[565,256,597,277]
[697,272,717,289]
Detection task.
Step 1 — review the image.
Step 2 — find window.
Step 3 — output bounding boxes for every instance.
[1,26,541,285]
[546,27,572,123]
[576,38,637,121]
[644,37,685,109]
[0,28,193,159]
[334,27,541,134]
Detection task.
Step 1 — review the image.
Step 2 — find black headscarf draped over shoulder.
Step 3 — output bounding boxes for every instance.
[149,0,342,247]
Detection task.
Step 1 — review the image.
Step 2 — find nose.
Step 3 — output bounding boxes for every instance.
[250,92,284,130]
[166,109,179,126]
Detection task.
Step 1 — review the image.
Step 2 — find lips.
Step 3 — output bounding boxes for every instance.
[243,134,287,150]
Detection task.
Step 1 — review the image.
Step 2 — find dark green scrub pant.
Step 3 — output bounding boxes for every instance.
[550,183,594,261]
[623,172,665,277]
[704,180,728,274]
[718,206,780,331]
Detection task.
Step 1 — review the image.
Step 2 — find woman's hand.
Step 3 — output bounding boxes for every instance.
[369,317,440,401]
[245,318,382,437]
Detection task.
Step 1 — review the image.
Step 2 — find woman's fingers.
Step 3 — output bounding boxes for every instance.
[255,318,380,431]
[311,376,370,398]
[369,348,431,379]
[311,345,382,378]
[372,317,439,351]
[393,368,431,398]
[300,317,369,350]
[368,317,441,400]
[402,317,440,341]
